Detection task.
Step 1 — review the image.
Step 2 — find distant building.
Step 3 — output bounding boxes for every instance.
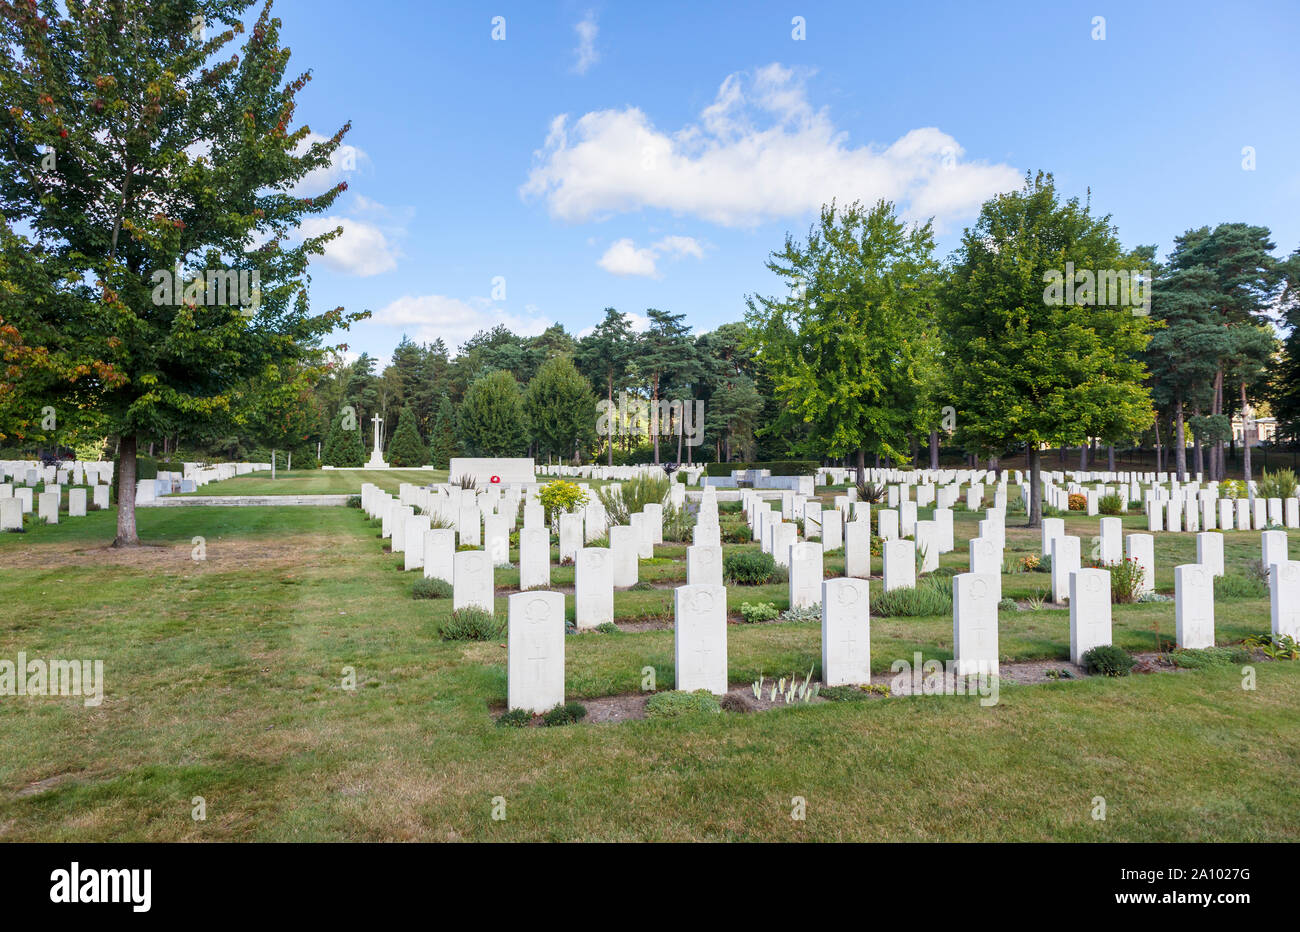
[1232,413,1276,446]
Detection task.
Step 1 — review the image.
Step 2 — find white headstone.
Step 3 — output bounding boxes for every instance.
[457,503,481,547]
[686,544,724,588]
[843,518,871,579]
[914,519,938,574]
[821,577,870,686]
[453,550,494,613]
[1050,535,1081,604]
[508,590,565,713]
[1196,531,1224,577]
[423,528,456,584]
[1175,563,1214,648]
[37,489,59,524]
[68,488,87,517]
[1098,517,1122,565]
[559,512,583,564]
[609,525,639,587]
[953,572,999,676]
[93,485,110,510]
[788,542,824,610]
[1262,530,1288,572]
[518,526,551,590]
[0,497,20,531]
[1069,568,1113,665]
[882,538,916,592]
[968,537,1002,602]
[575,547,614,629]
[1125,533,1155,595]
[1270,560,1300,640]
[1041,517,1064,557]
[484,514,510,566]
[674,584,728,694]
[404,515,432,571]
[771,522,797,568]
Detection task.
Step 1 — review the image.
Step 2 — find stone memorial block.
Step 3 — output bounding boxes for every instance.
[821,509,843,551]
[882,538,916,592]
[37,489,59,524]
[1041,517,1064,557]
[878,509,899,541]
[1268,498,1283,527]
[1184,498,1199,533]
[558,512,583,564]
[575,547,614,629]
[1099,517,1122,565]
[771,522,797,568]
[1262,529,1288,572]
[629,512,653,558]
[1125,533,1155,595]
[821,577,870,686]
[68,488,87,517]
[788,542,824,609]
[508,590,565,713]
[390,505,414,554]
[953,573,999,676]
[915,519,939,574]
[423,528,456,583]
[1270,560,1300,639]
[404,515,432,571]
[1201,498,1216,531]
[674,584,728,694]
[692,521,721,548]
[484,514,510,566]
[458,503,481,547]
[899,501,918,538]
[644,503,664,544]
[15,487,32,514]
[803,503,822,540]
[1288,498,1300,529]
[1069,568,1113,664]
[1050,535,1081,604]
[844,519,871,579]
[1235,498,1249,531]
[518,526,551,590]
[1175,564,1215,649]
[524,502,544,529]
[1218,500,1234,531]
[584,502,608,543]
[0,497,20,531]
[934,507,954,553]
[453,550,494,613]
[1146,502,1163,532]
[1252,498,1266,530]
[1196,531,1224,577]
[609,525,639,587]
[686,544,724,587]
[965,486,982,511]
[968,537,1002,602]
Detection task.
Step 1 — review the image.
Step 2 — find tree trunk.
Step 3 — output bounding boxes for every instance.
[1107,444,1115,472]
[856,448,866,486]
[1192,405,1204,478]
[929,429,939,470]
[1078,443,1088,470]
[1174,399,1188,481]
[1028,446,1042,528]
[1212,368,1225,480]
[113,435,140,547]
[287,451,292,472]
[1241,381,1253,482]
[271,448,277,480]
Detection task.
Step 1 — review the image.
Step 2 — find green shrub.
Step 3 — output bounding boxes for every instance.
[595,621,619,634]
[645,690,722,719]
[718,500,743,514]
[346,495,362,508]
[997,597,1018,611]
[740,601,780,623]
[538,480,589,527]
[496,708,533,728]
[721,520,751,543]
[662,503,694,542]
[540,701,587,726]
[723,549,777,585]
[439,608,503,641]
[1105,558,1144,604]
[596,474,668,525]
[1098,493,1123,515]
[1215,573,1268,601]
[1169,646,1250,669]
[413,577,454,599]
[872,578,953,617]
[780,604,821,623]
[1256,468,1298,501]
[1081,644,1136,677]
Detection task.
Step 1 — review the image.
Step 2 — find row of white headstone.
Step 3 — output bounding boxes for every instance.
[0,482,108,530]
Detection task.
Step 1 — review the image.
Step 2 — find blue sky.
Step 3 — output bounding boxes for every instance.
[271,0,1300,363]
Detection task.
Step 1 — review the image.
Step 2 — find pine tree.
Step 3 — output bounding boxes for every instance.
[386,406,426,467]
[428,394,457,468]
[523,355,596,463]
[459,370,527,457]
[323,412,363,467]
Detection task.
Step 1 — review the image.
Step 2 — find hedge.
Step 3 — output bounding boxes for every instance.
[703,460,820,477]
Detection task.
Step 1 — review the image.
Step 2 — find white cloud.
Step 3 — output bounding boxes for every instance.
[290,132,366,197]
[597,235,705,277]
[522,63,1021,230]
[299,215,399,277]
[371,295,551,351]
[573,11,599,75]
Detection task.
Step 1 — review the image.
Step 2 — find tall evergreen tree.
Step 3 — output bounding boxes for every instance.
[458,369,527,456]
[386,405,426,467]
[524,355,596,463]
[575,307,634,465]
[428,393,457,468]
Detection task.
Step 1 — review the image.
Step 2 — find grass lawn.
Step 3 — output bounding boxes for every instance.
[178,468,448,496]
[1,498,1298,841]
